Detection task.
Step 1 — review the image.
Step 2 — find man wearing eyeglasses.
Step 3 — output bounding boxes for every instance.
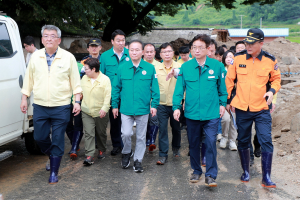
[225,28,281,188]
[155,43,182,165]
[173,34,227,187]
[20,25,82,184]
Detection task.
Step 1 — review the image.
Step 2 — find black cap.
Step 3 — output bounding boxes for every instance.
[243,28,264,44]
[88,38,101,46]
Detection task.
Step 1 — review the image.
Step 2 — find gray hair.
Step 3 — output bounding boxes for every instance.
[41,25,62,38]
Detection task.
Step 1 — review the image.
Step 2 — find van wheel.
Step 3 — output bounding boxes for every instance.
[24,132,44,155]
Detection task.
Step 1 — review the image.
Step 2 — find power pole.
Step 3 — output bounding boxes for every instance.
[260,18,262,29]
[239,15,245,29]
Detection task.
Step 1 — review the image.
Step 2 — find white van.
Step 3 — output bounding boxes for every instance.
[0,14,41,161]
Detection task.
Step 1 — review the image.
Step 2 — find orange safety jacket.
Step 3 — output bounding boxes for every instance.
[225,50,281,112]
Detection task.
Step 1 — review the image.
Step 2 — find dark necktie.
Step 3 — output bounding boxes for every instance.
[134,66,137,74]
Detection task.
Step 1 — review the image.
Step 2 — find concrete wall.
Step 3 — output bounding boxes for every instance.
[127,28,213,45]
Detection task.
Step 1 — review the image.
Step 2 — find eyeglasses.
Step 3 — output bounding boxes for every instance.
[161,50,173,54]
[192,46,206,50]
[84,68,90,71]
[43,35,59,39]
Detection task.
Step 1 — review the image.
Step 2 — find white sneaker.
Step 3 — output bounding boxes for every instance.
[219,138,228,149]
[133,121,136,127]
[229,140,237,151]
[217,134,222,142]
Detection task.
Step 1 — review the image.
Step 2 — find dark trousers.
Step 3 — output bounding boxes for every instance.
[33,104,70,156]
[108,106,122,147]
[186,118,219,179]
[66,104,83,133]
[236,109,273,153]
[179,100,186,126]
[157,105,181,157]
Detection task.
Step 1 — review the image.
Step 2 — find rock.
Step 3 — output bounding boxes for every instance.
[274,134,281,138]
[291,113,300,133]
[291,56,300,65]
[279,64,289,73]
[297,138,300,144]
[277,151,287,156]
[281,125,290,132]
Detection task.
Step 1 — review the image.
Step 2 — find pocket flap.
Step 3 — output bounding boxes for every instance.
[185,76,197,81]
[140,75,151,80]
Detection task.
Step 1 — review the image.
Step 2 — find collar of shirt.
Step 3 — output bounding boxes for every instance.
[132,60,141,68]
[163,62,173,70]
[45,48,58,67]
[246,50,263,61]
[113,48,124,60]
[196,57,206,68]
[88,54,101,60]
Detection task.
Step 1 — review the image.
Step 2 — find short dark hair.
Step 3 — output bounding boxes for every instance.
[215,46,225,56]
[23,36,35,46]
[221,44,227,49]
[111,29,126,40]
[159,42,173,51]
[155,48,162,60]
[235,41,245,47]
[128,40,143,49]
[125,41,130,46]
[84,58,100,72]
[143,43,155,50]
[222,50,235,66]
[190,34,211,48]
[210,39,218,49]
[175,51,179,56]
[229,46,236,53]
[179,46,189,54]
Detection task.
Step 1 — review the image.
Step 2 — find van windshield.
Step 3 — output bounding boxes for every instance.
[0,22,13,57]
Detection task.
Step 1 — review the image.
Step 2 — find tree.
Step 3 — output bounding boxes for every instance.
[182,11,190,23]
[192,19,201,25]
[0,0,280,41]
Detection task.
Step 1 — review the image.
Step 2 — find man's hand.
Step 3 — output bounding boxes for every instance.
[112,108,119,119]
[226,104,235,113]
[270,104,276,114]
[151,108,157,117]
[263,91,274,105]
[99,110,106,118]
[20,99,28,114]
[220,106,225,118]
[73,103,81,116]
[173,109,181,122]
[166,68,175,81]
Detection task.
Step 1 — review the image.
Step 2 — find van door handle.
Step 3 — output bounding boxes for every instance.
[19,75,23,88]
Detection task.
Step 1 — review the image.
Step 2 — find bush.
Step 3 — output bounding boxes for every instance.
[192,19,201,25]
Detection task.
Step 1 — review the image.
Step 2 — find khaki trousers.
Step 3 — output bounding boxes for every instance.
[82,112,109,157]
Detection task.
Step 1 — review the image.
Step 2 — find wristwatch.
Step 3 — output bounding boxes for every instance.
[75,101,81,104]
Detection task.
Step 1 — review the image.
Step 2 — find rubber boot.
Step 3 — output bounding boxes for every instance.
[66,131,73,145]
[261,152,276,188]
[69,131,83,159]
[149,125,159,152]
[49,156,62,184]
[146,125,151,146]
[201,143,206,167]
[238,148,250,182]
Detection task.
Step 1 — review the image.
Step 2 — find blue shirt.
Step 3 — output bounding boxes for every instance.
[45,49,58,71]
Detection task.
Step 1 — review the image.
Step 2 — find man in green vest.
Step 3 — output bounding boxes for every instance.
[100,29,130,156]
[172,34,227,187]
[111,40,160,173]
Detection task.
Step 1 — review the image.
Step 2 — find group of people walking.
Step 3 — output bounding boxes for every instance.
[20,25,280,189]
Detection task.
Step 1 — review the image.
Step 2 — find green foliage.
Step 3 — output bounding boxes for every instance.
[192,19,201,25]
[156,0,300,28]
[182,11,190,22]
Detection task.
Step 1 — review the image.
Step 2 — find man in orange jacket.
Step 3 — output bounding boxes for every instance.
[225,28,281,188]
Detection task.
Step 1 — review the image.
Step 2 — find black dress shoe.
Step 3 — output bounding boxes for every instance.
[111,147,122,156]
[254,148,261,157]
[205,176,217,187]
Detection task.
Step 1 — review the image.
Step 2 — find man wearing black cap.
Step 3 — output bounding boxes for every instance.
[225,28,281,188]
[81,38,102,65]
